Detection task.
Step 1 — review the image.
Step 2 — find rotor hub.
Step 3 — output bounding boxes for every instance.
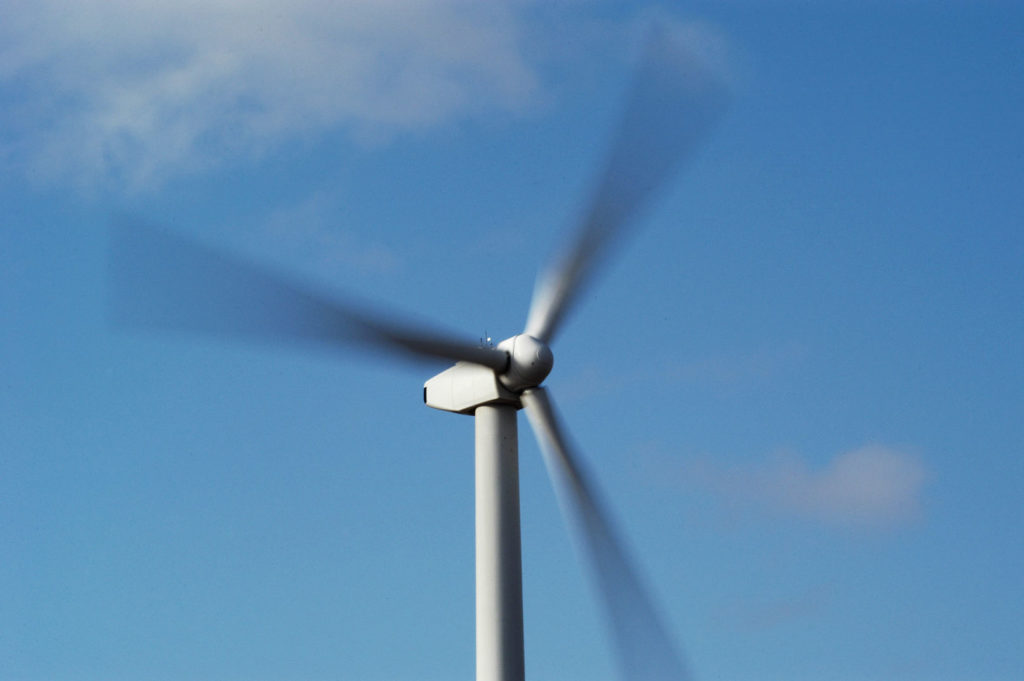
[496,334,554,392]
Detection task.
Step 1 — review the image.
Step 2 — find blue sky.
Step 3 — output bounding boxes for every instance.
[2,2,1022,680]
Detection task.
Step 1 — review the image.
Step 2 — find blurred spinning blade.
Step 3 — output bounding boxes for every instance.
[108,220,509,370]
[524,25,730,344]
[522,387,691,681]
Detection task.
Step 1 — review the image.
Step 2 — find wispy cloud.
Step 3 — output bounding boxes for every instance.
[0,0,539,190]
[713,584,833,632]
[685,445,928,530]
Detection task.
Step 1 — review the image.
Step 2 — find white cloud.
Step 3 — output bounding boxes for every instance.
[0,0,539,189]
[689,445,928,529]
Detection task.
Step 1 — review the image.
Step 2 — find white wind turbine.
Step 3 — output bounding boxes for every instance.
[110,25,729,681]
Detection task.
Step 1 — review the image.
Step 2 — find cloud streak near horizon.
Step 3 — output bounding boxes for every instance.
[687,445,928,529]
[0,0,539,190]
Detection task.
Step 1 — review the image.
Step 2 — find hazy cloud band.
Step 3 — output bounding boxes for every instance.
[0,0,539,189]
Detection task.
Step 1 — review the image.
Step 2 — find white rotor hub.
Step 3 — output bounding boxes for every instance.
[497,334,554,392]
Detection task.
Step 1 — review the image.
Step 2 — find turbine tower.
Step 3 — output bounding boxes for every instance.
[110,23,729,681]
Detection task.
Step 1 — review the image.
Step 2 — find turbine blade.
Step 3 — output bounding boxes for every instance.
[524,23,730,343]
[108,220,508,371]
[521,387,691,681]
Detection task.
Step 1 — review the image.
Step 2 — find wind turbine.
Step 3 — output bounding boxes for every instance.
[110,24,729,681]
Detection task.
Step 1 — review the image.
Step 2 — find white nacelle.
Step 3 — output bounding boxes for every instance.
[496,334,554,392]
[423,335,554,414]
[424,362,520,414]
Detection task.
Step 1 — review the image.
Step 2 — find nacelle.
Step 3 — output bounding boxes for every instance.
[424,362,520,414]
[422,334,553,414]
